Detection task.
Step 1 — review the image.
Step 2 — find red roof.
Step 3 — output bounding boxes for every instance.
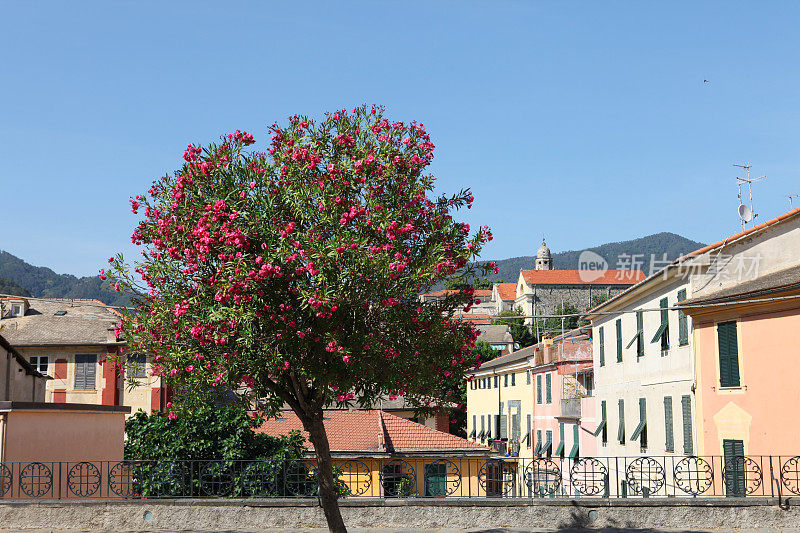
[494,282,516,301]
[452,313,493,325]
[421,289,492,298]
[256,410,490,454]
[521,269,645,286]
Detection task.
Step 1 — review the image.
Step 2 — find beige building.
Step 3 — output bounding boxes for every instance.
[1,334,47,402]
[0,297,165,416]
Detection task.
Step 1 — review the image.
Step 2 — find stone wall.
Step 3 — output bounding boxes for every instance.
[1,498,799,530]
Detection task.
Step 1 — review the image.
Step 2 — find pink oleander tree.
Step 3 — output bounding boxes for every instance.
[105,106,495,532]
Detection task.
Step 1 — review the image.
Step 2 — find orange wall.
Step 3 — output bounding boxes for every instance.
[3,409,125,462]
[695,307,800,456]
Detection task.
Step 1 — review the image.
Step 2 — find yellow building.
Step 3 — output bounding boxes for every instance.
[0,297,166,416]
[257,409,495,497]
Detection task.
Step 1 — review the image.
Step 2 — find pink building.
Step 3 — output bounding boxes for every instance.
[528,329,597,465]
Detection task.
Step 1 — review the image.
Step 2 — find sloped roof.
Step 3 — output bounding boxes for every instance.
[521,270,645,286]
[494,282,516,301]
[256,410,491,455]
[678,263,800,306]
[0,298,121,347]
[475,324,513,345]
[452,313,493,325]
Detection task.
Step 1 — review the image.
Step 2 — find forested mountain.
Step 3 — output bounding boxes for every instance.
[0,250,132,306]
[0,276,31,297]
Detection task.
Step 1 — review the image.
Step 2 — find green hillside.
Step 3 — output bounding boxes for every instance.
[0,250,132,306]
[0,276,31,297]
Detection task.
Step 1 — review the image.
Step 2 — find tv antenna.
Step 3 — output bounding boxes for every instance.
[733,163,765,230]
[790,195,800,209]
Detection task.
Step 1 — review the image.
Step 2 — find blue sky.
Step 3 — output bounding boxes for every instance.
[2,1,800,276]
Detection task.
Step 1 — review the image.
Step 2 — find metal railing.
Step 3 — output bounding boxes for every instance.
[0,455,797,499]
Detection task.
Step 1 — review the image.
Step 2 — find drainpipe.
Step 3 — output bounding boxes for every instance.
[0,413,6,463]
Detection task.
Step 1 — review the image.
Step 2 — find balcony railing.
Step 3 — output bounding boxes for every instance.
[0,455,796,499]
[560,398,581,418]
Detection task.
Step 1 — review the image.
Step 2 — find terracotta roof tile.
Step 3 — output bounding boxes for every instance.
[421,289,492,298]
[256,410,491,454]
[521,269,645,286]
[494,282,516,301]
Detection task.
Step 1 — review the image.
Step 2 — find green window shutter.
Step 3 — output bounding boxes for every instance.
[599,327,605,366]
[500,415,508,439]
[545,430,552,456]
[651,298,669,346]
[664,396,674,452]
[545,373,552,403]
[555,422,565,457]
[569,423,580,458]
[616,319,623,362]
[677,289,689,345]
[723,439,746,496]
[526,414,532,448]
[681,395,693,454]
[630,398,647,441]
[636,311,644,356]
[718,321,740,387]
[535,429,542,456]
[618,399,625,443]
[537,374,542,404]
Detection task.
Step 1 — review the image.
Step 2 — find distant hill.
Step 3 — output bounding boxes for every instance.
[487,232,705,283]
[0,250,132,307]
[0,276,31,297]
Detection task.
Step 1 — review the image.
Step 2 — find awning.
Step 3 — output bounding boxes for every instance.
[554,440,564,457]
[477,430,485,440]
[592,419,606,437]
[469,428,476,439]
[650,322,668,343]
[568,440,579,458]
[534,440,542,456]
[630,418,646,441]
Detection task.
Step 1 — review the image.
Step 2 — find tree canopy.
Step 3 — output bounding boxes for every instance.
[107,106,493,532]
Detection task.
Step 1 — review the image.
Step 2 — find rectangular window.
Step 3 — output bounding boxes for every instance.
[494,376,499,388]
[636,310,644,356]
[526,370,531,384]
[545,373,552,403]
[536,374,542,404]
[569,423,580,458]
[718,321,740,388]
[664,396,674,452]
[504,374,508,387]
[500,415,508,439]
[29,356,49,374]
[723,439,746,496]
[681,395,693,454]
[599,326,605,366]
[74,354,97,391]
[127,353,147,379]
[511,373,516,386]
[480,416,486,441]
[677,288,689,345]
[535,429,542,456]
[526,414,532,448]
[630,398,647,450]
[618,398,625,444]
[545,430,553,457]
[472,415,477,439]
[556,422,565,458]
[11,303,23,317]
[425,462,447,497]
[616,319,623,362]
[651,297,669,352]
[594,400,608,445]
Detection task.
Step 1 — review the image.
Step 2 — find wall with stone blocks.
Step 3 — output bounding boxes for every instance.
[1,498,799,530]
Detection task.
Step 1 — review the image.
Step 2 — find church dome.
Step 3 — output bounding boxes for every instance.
[535,238,553,270]
[536,239,551,259]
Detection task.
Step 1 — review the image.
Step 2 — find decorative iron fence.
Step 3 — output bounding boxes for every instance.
[0,456,798,499]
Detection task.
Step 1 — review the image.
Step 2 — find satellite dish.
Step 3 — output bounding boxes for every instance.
[738,204,753,223]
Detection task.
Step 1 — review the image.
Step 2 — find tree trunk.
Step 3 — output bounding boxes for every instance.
[302,406,348,533]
